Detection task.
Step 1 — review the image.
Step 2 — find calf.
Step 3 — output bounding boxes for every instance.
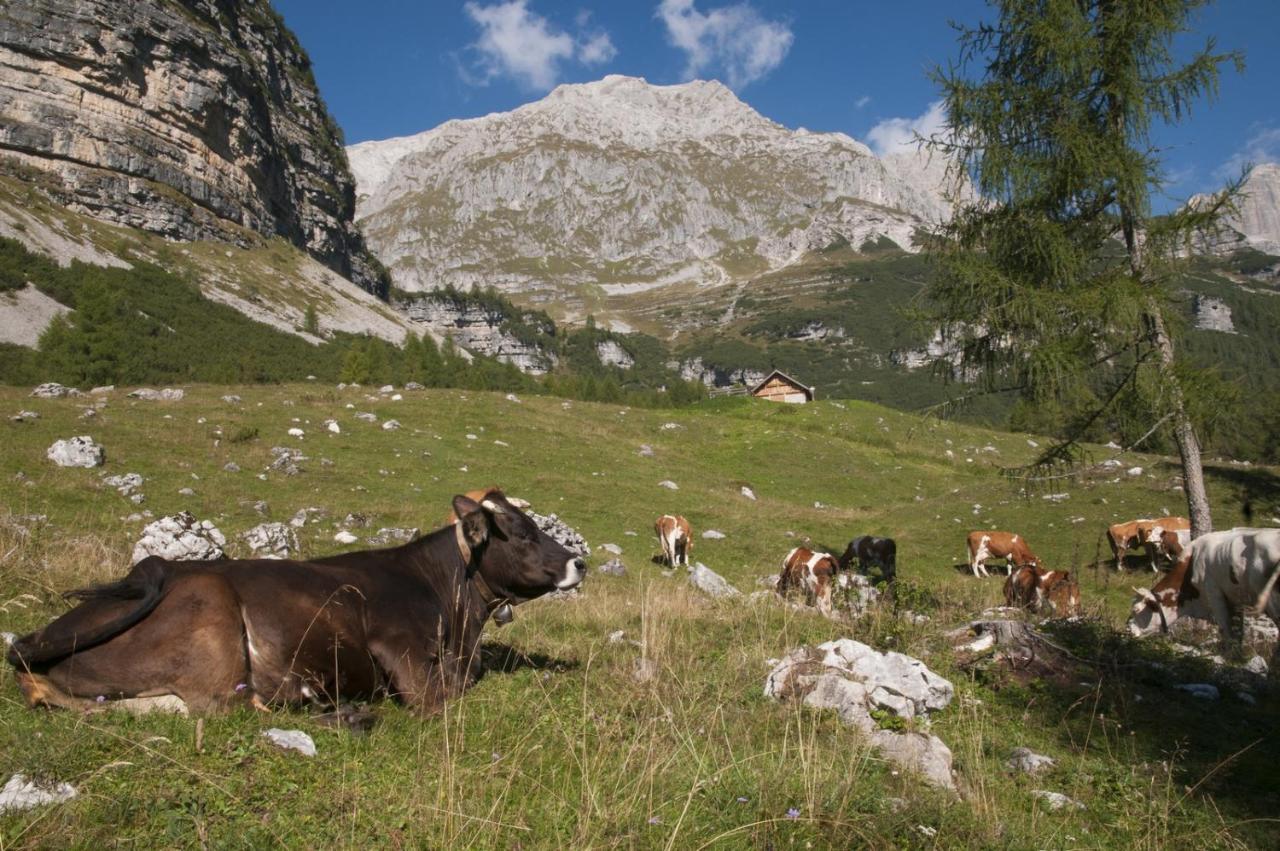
[967,531,1040,577]
[778,547,841,617]
[7,492,585,716]
[838,535,896,582]
[654,514,692,567]
[1003,564,1081,617]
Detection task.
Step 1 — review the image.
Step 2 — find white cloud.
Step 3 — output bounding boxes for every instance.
[866,100,948,157]
[462,1,616,91]
[854,95,871,110]
[1217,125,1280,180]
[656,0,794,90]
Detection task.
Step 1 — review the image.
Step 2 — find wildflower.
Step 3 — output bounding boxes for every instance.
[785,807,801,819]
[647,816,661,825]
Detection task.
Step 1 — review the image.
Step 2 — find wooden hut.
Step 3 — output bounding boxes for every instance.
[750,370,814,404]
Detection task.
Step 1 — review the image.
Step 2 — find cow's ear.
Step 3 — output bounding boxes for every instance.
[452,495,490,548]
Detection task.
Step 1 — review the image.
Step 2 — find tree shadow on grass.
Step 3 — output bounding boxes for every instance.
[966,617,1280,838]
[1201,461,1280,522]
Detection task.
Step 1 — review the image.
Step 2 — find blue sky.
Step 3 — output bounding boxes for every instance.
[275,0,1280,208]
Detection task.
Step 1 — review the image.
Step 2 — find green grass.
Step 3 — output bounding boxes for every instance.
[0,386,1277,848]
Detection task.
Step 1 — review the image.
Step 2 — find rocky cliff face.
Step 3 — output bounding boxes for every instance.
[0,0,386,296]
[399,295,556,374]
[1188,162,1280,257]
[348,75,963,302]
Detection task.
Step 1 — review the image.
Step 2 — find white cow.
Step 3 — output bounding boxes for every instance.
[1128,528,1280,639]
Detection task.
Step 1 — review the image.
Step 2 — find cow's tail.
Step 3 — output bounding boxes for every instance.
[6,557,172,669]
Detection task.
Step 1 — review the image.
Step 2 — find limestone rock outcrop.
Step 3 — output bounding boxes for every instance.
[0,0,387,295]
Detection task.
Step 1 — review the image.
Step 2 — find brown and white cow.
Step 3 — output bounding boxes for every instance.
[1128,528,1280,639]
[1107,516,1189,570]
[1145,524,1191,567]
[967,531,1040,577]
[838,535,896,582]
[655,514,692,568]
[7,492,585,716]
[778,547,841,617]
[1003,564,1081,617]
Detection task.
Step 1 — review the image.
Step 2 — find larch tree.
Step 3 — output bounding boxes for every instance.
[925,0,1244,537]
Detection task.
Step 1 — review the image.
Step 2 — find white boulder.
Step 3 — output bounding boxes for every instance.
[46,436,105,468]
[241,523,298,558]
[131,512,227,564]
[689,562,741,598]
[262,729,316,757]
[128,388,184,401]
[1007,747,1056,774]
[0,774,77,814]
[31,383,78,398]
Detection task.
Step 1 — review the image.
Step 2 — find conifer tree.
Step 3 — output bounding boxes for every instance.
[927,0,1243,536]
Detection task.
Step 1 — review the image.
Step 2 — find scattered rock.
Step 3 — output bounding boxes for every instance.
[527,510,589,558]
[607,629,626,644]
[334,530,359,544]
[765,639,955,789]
[31,382,79,398]
[405,382,425,390]
[1127,466,1144,477]
[89,385,114,395]
[382,420,401,431]
[103,473,143,495]
[1007,748,1056,775]
[638,444,655,457]
[262,729,316,757]
[252,500,269,516]
[11,410,39,422]
[660,422,682,431]
[1243,614,1279,646]
[740,486,757,501]
[221,394,241,403]
[269,446,306,476]
[0,774,77,814]
[1174,683,1220,700]
[598,559,626,577]
[287,427,305,438]
[367,527,418,546]
[599,543,623,555]
[504,393,520,402]
[46,436,105,468]
[241,523,298,558]
[223,462,240,473]
[1244,655,1269,676]
[689,562,740,598]
[325,420,341,434]
[132,512,226,564]
[177,487,195,497]
[354,412,377,423]
[342,513,371,528]
[658,480,679,490]
[1032,790,1084,811]
[702,530,726,540]
[128,388,184,401]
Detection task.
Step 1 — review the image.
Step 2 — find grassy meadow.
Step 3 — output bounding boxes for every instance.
[0,385,1277,848]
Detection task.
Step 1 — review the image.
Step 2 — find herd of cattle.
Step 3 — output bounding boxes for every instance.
[5,490,1278,720]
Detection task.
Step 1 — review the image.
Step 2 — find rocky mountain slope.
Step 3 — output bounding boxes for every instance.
[0,0,386,296]
[1188,162,1280,256]
[348,75,962,314]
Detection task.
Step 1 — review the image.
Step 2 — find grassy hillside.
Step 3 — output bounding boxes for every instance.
[1,386,1277,848]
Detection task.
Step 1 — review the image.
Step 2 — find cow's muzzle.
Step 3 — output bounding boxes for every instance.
[557,558,587,590]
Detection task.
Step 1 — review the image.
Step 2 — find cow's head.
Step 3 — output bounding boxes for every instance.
[452,491,586,605]
[1144,525,1165,545]
[1126,549,1195,636]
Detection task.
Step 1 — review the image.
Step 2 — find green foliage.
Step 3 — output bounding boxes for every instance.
[925,0,1243,484]
[302,302,319,335]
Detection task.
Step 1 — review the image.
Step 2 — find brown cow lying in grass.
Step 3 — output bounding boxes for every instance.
[7,492,584,716]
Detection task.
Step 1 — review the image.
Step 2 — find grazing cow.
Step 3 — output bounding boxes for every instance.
[1127,527,1280,639]
[1107,517,1189,570]
[838,536,896,582]
[1003,564,1081,617]
[778,547,841,617]
[1145,524,1191,567]
[7,492,585,716]
[654,514,692,567]
[967,531,1040,577]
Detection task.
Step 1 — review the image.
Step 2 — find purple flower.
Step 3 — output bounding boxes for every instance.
[647,816,661,825]
[785,808,801,819]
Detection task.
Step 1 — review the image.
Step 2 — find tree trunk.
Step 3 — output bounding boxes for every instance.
[1145,300,1213,538]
